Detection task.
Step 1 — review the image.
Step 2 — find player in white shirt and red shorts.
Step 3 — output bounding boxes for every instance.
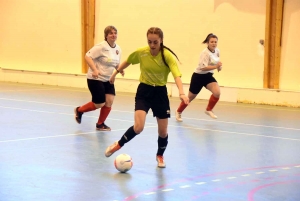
[175,33,222,121]
[74,26,122,131]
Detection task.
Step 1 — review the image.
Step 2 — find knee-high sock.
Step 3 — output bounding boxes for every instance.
[157,135,168,156]
[177,101,188,113]
[118,126,137,147]
[78,102,97,113]
[97,106,111,124]
[206,95,219,111]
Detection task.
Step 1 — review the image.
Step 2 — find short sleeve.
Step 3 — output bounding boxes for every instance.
[127,50,140,65]
[86,45,102,59]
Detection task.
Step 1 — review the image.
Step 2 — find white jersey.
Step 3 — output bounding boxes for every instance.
[86,41,121,81]
[194,47,220,74]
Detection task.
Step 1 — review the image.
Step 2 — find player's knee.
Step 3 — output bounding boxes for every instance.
[94,103,104,109]
[133,125,144,134]
[158,132,168,138]
[213,91,221,98]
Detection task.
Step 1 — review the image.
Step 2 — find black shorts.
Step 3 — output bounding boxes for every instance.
[135,83,170,119]
[189,72,217,94]
[87,79,115,104]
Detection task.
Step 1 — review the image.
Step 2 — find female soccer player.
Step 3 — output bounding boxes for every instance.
[74,26,123,131]
[104,27,189,168]
[175,33,222,121]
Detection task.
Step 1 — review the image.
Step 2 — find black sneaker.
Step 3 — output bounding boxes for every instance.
[74,107,83,124]
[96,123,111,131]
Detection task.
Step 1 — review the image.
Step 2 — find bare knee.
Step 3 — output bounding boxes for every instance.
[158,132,168,138]
[213,92,221,98]
[133,125,144,134]
[94,103,104,109]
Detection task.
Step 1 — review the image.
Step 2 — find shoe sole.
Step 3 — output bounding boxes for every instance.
[96,128,111,131]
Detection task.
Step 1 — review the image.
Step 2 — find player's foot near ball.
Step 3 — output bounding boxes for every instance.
[105,141,121,157]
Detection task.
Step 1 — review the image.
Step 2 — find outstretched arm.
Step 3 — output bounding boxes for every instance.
[174,76,189,104]
[109,61,131,84]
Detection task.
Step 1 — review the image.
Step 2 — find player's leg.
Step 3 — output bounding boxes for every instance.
[152,85,170,168]
[205,79,220,119]
[156,118,168,168]
[176,73,202,122]
[96,82,115,131]
[75,79,105,124]
[105,83,150,157]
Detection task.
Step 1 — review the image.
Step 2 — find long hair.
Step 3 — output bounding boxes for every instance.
[147,27,179,68]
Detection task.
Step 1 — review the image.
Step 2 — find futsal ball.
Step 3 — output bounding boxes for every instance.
[114,154,133,173]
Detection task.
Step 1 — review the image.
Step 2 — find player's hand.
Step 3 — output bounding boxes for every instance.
[180,94,189,105]
[120,70,125,77]
[109,74,116,84]
[218,66,222,72]
[92,70,100,79]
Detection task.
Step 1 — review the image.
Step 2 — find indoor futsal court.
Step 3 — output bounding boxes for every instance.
[0,81,299,201]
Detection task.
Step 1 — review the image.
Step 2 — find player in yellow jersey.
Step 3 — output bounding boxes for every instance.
[104,27,189,168]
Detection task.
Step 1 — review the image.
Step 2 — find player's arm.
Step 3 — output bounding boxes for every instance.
[198,52,222,71]
[109,61,131,84]
[85,55,100,78]
[174,76,189,104]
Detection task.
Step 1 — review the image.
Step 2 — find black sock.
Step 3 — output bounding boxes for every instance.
[157,135,168,156]
[118,126,137,147]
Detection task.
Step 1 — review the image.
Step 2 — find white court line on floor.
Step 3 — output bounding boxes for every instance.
[0,105,300,143]
[168,124,300,142]
[1,83,300,111]
[0,101,299,131]
[0,126,158,143]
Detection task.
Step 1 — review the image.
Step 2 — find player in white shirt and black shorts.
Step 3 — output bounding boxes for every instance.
[175,33,222,121]
[74,26,123,131]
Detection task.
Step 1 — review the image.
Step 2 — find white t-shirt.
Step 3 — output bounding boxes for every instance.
[194,47,220,74]
[86,41,122,81]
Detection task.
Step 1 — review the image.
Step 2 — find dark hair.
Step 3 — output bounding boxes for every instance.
[104,26,117,41]
[147,27,179,68]
[202,33,218,44]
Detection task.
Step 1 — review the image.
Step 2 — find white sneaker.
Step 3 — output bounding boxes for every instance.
[205,110,217,119]
[175,111,183,122]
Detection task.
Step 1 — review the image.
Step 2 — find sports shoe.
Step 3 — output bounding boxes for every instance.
[74,107,83,124]
[175,111,183,122]
[96,123,111,131]
[156,155,166,168]
[205,110,217,119]
[105,141,121,157]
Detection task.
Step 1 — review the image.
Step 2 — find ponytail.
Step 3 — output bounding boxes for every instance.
[202,33,218,44]
[160,43,180,68]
